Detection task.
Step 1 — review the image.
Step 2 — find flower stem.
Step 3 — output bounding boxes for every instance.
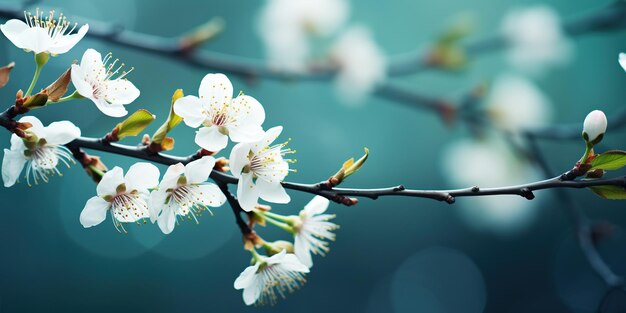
[250,248,263,263]
[258,210,293,224]
[48,91,84,104]
[25,53,49,97]
[263,215,295,234]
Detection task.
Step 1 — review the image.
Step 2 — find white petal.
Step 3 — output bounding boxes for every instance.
[96,166,124,196]
[149,189,168,223]
[184,156,216,184]
[104,79,140,105]
[228,124,265,144]
[80,48,104,73]
[294,234,313,268]
[251,126,283,154]
[278,254,310,273]
[242,280,262,306]
[18,116,45,135]
[619,53,626,72]
[47,24,89,55]
[92,99,128,117]
[161,163,185,190]
[236,173,259,212]
[229,142,251,177]
[17,27,53,54]
[70,64,96,100]
[157,205,177,234]
[256,179,290,204]
[125,162,160,192]
[0,20,29,49]
[304,196,330,216]
[195,126,228,152]
[234,263,260,289]
[79,196,110,228]
[228,95,265,143]
[173,96,205,128]
[44,121,81,145]
[196,184,226,207]
[9,134,25,151]
[198,73,233,107]
[264,249,287,264]
[2,149,26,187]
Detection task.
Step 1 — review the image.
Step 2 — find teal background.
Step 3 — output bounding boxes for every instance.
[0,0,625,312]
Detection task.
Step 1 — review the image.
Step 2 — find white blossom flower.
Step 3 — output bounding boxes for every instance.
[80,162,159,232]
[2,116,80,187]
[293,196,338,268]
[583,110,607,143]
[258,0,349,72]
[487,74,552,133]
[501,5,572,75]
[149,156,226,234]
[229,126,294,211]
[0,9,88,55]
[330,26,387,103]
[619,53,626,72]
[173,73,265,152]
[442,138,542,236]
[71,48,140,117]
[234,250,309,306]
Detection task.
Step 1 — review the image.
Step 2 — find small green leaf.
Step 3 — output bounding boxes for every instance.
[590,150,626,171]
[589,185,626,200]
[115,109,156,140]
[152,89,184,145]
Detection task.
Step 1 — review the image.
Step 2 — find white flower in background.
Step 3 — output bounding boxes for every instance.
[80,163,159,232]
[173,73,265,152]
[619,53,626,72]
[234,250,309,306]
[501,5,572,75]
[258,0,349,72]
[330,26,387,103]
[487,74,552,133]
[442,138,542,236]
[2,116,80,187]
[230,126,293,211]
[149,156,226,234]
[71,48,140,117]
[583,110,607,143]
[293,196,338,268]
[0,9,88,55]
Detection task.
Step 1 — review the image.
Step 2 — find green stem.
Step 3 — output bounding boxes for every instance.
[47,91,84,104]
[263,215,295,234]
[580,142,594,163]
[25,63,43,97]
[258,210,293,224]
[250,248,263,263]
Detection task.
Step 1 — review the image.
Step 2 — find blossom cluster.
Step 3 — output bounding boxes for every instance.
[0,11,341,306]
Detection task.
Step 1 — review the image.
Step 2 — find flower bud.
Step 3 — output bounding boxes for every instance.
[582,110,607,145]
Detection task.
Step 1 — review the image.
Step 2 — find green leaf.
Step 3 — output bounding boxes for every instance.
[152,89,184,145]
[115,109,156,140]
[589,185,626,200]
[589,150,626,171]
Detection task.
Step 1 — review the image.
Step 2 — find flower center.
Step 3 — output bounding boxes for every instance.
[23,9,77,42]
[248,141,296,182]
[110,192,148,233]
[23,145,74,186]
[256,263,307,306]
[170,184,213,223]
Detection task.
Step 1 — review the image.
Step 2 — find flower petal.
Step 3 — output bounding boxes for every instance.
[157,205,177,234]
[304,196,330,216]
[92,99,128,117]
[79,196,110,228]
[184,156,216,184]
[2,148,26,187]
[236,172,259,211]
[620,53,626,72]
[294,234,313,268]
[198,73,233,107]
[196,184,226,207]
[173,95,204,128]
[104,79,140,105]
[47,24,89,55]
[228,124,265,144]
[70,64,96,100]
[251,126,282,154]
[16,27,53,54]
[256,178,290,204]
[149,189,169,223]
[44,121,81,145]
[18,116,45,135]
[278,254,310,273]
[195,126,228,152]
[96,166,124,196]
[229,142,251,177]
[161,163,185,190]
[79,48,105,82]
[0,19,29,49]
[228,95,265,143]
[125,162,160,192]
[234,263,260,290]
[242,277,262,306]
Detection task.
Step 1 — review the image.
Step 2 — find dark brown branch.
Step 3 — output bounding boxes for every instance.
[216,182,252,235]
